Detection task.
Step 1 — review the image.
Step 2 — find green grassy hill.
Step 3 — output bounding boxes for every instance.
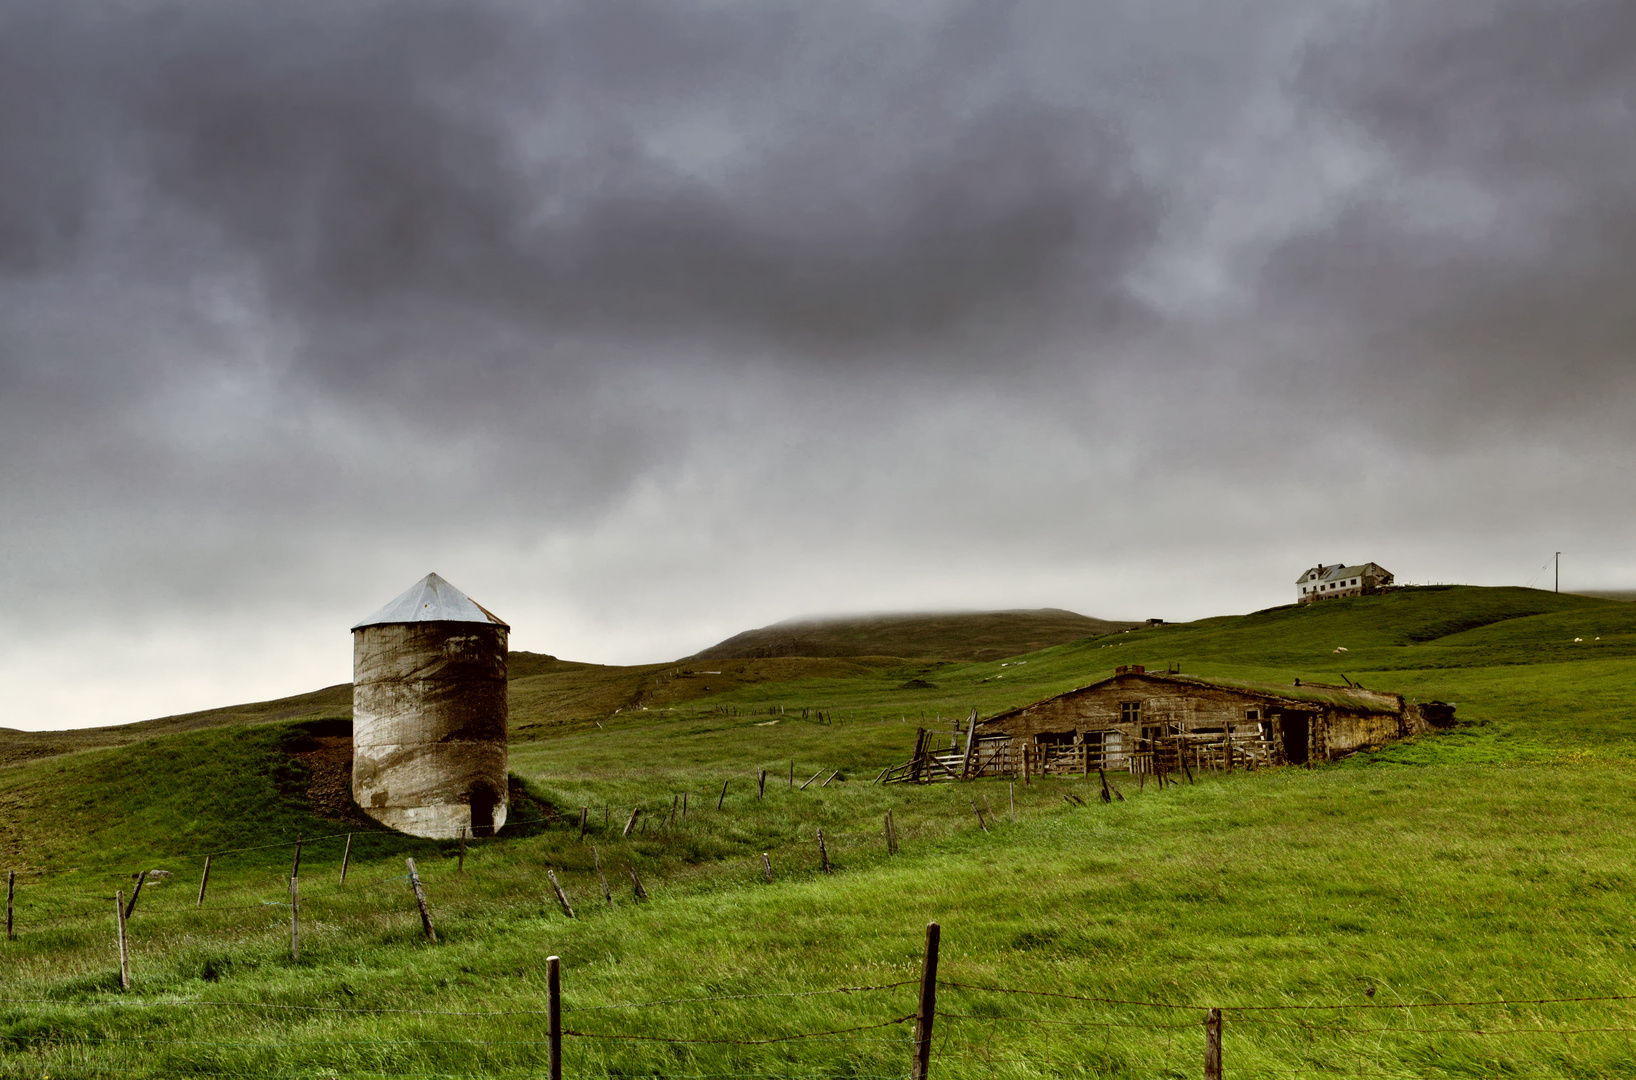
[5,585,1636,1079]
[687,607,1139,661]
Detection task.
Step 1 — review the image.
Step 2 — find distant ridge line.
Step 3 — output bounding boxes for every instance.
[688,608,1141,662]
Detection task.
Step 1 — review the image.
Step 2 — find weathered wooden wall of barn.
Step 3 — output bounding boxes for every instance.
[1318,709,1404,756]
[991,676,1268,734]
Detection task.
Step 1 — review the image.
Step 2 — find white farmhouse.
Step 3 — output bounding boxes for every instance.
[1297,562,1394,604]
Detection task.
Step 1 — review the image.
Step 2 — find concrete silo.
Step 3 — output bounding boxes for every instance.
[351,573,509,838]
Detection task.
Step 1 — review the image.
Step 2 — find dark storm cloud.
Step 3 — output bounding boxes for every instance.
[1255,0,1636,435]
[0,0,1157,374]
[6,0,1636,729]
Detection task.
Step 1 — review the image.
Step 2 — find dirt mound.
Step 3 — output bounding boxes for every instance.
[289,735,373,825]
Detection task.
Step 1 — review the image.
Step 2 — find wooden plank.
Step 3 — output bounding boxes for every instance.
[959,709,978,778]
[197,855,212,906]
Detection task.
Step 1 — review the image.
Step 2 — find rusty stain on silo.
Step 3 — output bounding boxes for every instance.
[351,573,509,839]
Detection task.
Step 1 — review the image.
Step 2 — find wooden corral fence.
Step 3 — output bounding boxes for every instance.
[880,722,1273,784]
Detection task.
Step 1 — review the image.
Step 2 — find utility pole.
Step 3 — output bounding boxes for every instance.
[1556,551,1561,593]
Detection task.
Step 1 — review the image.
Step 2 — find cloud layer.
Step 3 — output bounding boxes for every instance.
[3,0,1633,728]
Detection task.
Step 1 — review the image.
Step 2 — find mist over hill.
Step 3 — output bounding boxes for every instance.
[688,608,1140,662]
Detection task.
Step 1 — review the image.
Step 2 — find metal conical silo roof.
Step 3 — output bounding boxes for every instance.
[352,573,509,630]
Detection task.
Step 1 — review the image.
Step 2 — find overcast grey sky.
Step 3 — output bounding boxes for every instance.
[4,0,1633,730]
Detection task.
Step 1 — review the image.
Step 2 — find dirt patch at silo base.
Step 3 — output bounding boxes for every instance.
[289,736,373,826]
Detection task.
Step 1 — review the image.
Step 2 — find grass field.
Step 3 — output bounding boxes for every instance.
[4,586,1636,1078]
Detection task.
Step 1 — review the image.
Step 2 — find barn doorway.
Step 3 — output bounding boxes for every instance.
[469,781,501,837]
[1279,714,1310,765]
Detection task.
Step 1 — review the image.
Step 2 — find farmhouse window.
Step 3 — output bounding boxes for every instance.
[1120,701,1141,723]
[1246,708,1260,721]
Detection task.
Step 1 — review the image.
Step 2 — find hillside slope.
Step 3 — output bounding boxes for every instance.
[689,608,1138,661]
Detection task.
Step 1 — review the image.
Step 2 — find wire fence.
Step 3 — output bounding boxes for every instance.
[6,923,1636,1079]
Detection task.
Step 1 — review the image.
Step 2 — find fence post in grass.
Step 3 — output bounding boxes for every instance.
[547,868,575,918]
[885,811,898,855]
[668,795,679,827]
[622,809,641,838]
[800,770,823,791]
[196,855,212,907]
[822,771,839,787]
[6,869,13,939]
[1009,782,1016,823]
[761,852,773,882]
[969,800,989,833]
[912,922,940,1080]
[718,780,729,810]
[1204,1007,1222,1080]
[124,872,145,920]
[114,890,130,990]
[789,760,794,788]
[339,835,353,887]
[290,875,300,962]
[459,827,467,873]
[817,829,831,874]
[759,769,767,799]
[593,846,612,908]
[682,792,688,823]
[1099,768,1112,804]
[405,858,437,943]
[578,807,589,840]
[626,865,648,902]
[547,955,563,1080]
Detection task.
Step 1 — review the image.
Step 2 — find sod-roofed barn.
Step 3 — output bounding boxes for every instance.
[953,667,1432,778]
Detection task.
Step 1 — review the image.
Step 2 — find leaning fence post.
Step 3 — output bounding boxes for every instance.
[196,855,212,907]
[547,955,563,1080]
[718,780,729,809]
[6,869,13,939]
[547,868,575,918]
[885,811,898,855]
[405,858,437,942]
[339,835,352,887]
[622,809,641,838]
[124,872,146,920]
[758,769,767,799]
[626,865,648,902]
[817,829,831,874]
[593,846,612,908]
[1205,1007,1221,1079]
[114,891,130,990]
[1009,782,1016,823]
[761,852,773,882]
[912,921,940,1080]
[578,807,589,840]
